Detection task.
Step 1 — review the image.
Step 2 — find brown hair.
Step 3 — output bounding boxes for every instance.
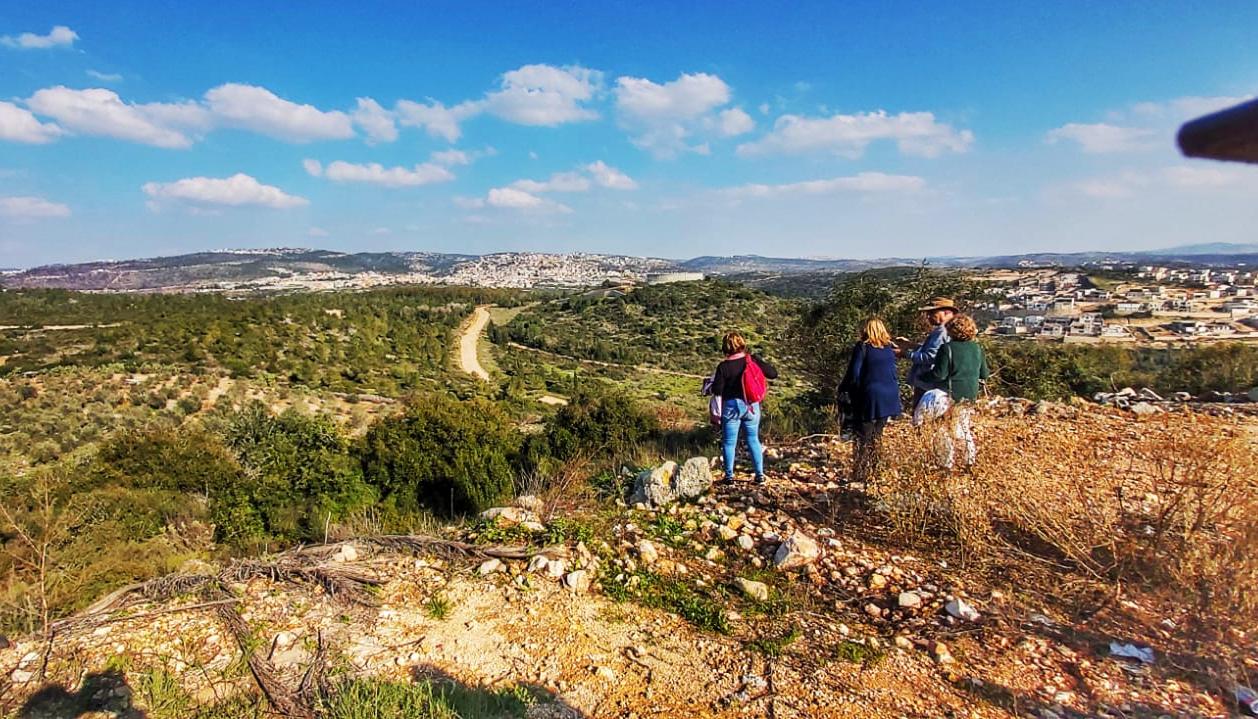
[947,314,979,342]
[860,317,892,348]
[721,331,747,355]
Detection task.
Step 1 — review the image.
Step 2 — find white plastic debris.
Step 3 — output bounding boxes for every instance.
[1108,642,1155,664]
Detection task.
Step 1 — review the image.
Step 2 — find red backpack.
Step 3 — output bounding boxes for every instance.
[742,355,768,408]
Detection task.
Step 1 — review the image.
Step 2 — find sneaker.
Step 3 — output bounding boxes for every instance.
[754,474,768,485]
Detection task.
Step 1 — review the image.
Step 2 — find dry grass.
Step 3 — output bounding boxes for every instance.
[870,405,1258,643]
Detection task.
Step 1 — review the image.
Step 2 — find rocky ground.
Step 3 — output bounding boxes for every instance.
[1,404,1255,718]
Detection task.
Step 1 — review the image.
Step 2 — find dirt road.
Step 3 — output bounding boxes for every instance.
[458,305,492,381]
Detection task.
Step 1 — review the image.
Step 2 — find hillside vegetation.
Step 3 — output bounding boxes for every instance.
[503,279,801,373]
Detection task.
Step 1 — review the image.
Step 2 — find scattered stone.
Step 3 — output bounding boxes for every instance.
[933,641,955,664]
[675,457,714,499]
[868,573,888,590]
[717,526,739,542]
[945,598,980,622]
[630,462,679,507]
[528,555,551,573]
[10,669,34,684]
[736,535,754,551]
[636,539,659,565]
[564,570,591,593]
[865,603,883,618]
[894,635,913,650]
[477,558,504,575]
[332,544,359,563]
[273,631,296,649]
[773,532,820,570]
[898,591,922,609]
[546,558,567,579]
[734,578,770,603]
[1130,401,1161,416]
[593,666,616,681]
[480,506,540,526]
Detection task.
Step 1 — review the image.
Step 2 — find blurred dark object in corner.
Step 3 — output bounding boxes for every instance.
[1178,98,1258,164]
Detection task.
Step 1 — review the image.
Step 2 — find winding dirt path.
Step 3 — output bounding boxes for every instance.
[458,305,492,381]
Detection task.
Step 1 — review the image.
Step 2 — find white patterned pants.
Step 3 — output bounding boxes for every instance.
[933,406,976,469]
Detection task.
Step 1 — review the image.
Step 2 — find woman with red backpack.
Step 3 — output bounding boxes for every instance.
[709,331,778,484]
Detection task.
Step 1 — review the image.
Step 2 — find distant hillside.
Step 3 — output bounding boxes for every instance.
[5,244,1255,292]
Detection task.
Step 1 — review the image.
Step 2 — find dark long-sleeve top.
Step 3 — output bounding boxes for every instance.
[839,342,902,422]
[710,353,778,402]
[920,340,990,401]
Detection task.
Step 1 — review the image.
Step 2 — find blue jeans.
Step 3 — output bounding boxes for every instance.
[721,399,764,479]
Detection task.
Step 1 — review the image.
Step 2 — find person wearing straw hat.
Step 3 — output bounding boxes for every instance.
[896,297,958,411]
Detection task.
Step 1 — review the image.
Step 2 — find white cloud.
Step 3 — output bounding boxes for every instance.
[394,99,480,142]
[351,97,398,144]
[737,110,973,158]
[482,64,601,126]
[143,173,308,209]
[306,159,454,187]
[0,101,64,144]
[1130,95,1253,120]
[614,72,739,156]
[1045,123,1157,153]
[1161,165,1248,188]
[1069,164,1256,200]
[453,196,485,209]
[430,149,470,166]
[205,83,353,142]
[511,171,591,193]
[25,87,209,148]
[720,172,926,198]
[585,160,637,190]
[713,107,755,137]
[86,69,123,83]
[0,195,71,219]
[486,187,571,213]
[1,25,77,50]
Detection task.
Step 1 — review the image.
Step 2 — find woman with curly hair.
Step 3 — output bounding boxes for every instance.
[921,313,989,469]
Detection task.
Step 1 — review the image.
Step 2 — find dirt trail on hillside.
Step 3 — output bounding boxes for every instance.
[459,305,492,381]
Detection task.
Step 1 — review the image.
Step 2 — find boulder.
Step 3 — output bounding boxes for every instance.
[734,577,770,602]
[477,558,504,575]
[527,555,551,573]
[514,495,545,513]
[674,457,714,499]
[629,462,678,507]
[332,544,359,563]
[773,532,821,570]
[1130,401,1161,416]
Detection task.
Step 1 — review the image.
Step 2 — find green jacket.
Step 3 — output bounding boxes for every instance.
[921,340,989,401]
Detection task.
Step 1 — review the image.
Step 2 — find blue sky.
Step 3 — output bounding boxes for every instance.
[1,1,1256,268]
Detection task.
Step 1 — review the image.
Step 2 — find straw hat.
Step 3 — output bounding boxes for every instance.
[917,297,958,312]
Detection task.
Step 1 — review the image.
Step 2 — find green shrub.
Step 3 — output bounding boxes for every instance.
[361,395,517,517]
[525,386,659,469]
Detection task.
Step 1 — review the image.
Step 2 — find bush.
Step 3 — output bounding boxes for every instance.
[223,403,375,542]
[523,386,660,471]
[361,395,517,517]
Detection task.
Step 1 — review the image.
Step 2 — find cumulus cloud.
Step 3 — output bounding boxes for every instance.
[430,149,470,166]
[395,64,600,141]
[511,171,591,194]
[351,97,398,144]
[504,161,637,196]
[720,172,926,198]
[614,72,746,157]
[25,87,209,148]
[0,195,71,219]
[0,101,64,144]
[143,173,308,209]
[585,160,637,190]
[303,159,453,187]
[482,64,601,125]
[1,25,77,49]
[737,110,974,158]
[394,99,480,142]
[486,187,571,213]
[205,83,353,142]
[1045,123,1156,153]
